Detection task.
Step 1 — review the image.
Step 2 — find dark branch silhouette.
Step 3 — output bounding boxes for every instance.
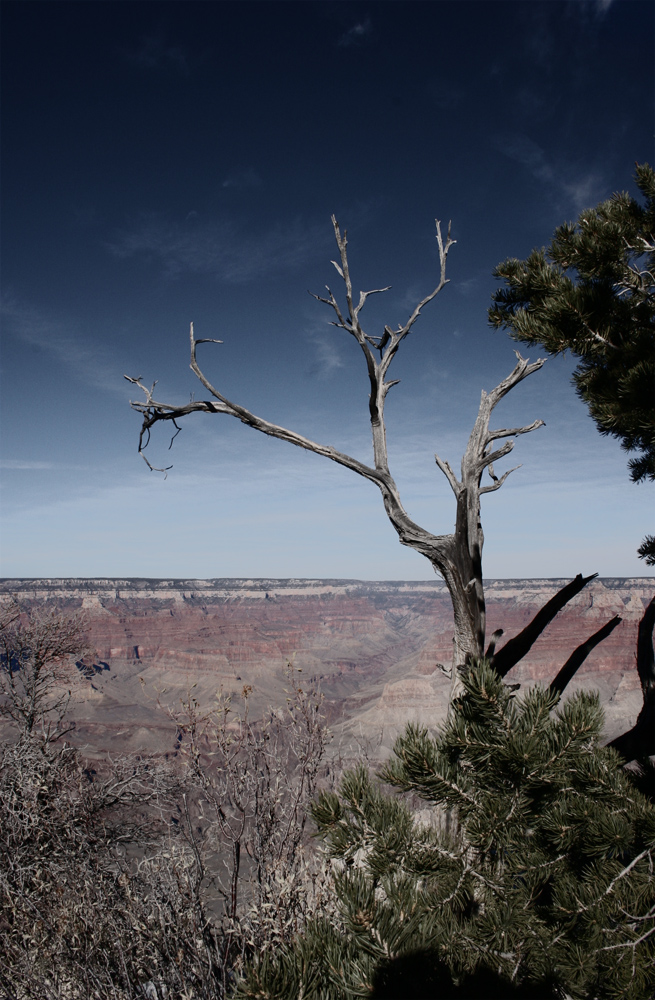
[607,596,655,762]
[549,615,622,697]
[490,573,597,677]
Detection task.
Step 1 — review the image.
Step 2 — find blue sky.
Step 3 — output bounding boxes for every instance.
[1,0,652,580]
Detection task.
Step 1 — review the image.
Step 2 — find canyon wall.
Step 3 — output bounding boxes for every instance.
[1,577,652,758]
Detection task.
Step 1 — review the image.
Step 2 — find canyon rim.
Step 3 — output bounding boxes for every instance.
[1,576,652,760]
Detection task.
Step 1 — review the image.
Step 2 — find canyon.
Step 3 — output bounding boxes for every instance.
[1,576,653,760]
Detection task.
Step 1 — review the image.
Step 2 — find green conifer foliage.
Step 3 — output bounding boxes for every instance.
[489,163,655,563]
[237,663,655,999]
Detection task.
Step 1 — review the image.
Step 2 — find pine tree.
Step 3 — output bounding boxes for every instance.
[236,663,655,999]
[489,163,655,565]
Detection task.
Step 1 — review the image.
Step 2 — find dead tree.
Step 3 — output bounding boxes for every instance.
[127,216,545,684]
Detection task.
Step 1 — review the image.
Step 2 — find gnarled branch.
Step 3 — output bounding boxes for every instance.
[128,217,545,676]
[549,615,623,697]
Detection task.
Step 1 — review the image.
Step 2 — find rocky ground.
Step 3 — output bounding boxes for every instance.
[1,576,652,761]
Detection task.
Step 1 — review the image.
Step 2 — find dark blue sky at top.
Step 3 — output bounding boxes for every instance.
[1,0,653,580]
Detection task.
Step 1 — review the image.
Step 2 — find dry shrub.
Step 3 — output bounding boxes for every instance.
[0,601,335,999]
[171,671,337,988]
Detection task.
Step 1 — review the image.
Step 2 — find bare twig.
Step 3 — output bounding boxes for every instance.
[127,220,544,678]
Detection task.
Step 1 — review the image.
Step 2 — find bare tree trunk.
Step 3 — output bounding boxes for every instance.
[431,354,544,687]
[126,216,544,685]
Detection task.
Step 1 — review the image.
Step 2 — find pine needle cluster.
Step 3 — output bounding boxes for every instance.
[237,662,655,999]
[489,163,655,563]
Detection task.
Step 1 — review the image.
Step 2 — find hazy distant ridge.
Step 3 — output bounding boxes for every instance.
[2,576,653,601]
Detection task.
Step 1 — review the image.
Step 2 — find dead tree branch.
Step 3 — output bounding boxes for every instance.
[549,615,623,697]
[490,574,598,678]
[433,351,545,682]
[607,595,655,762]
[127,217,545,675]
[483,577,653,768]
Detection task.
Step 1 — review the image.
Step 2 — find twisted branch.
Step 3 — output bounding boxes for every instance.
[127,216,546,673]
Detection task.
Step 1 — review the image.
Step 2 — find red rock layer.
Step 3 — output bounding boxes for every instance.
[1,578,651,754]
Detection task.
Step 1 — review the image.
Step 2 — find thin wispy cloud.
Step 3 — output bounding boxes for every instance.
[572,0,615,19]
[561,174,607,214]
[500,134,555,184]
[306,330,346,379]
[520,1,613,74]
[107,215,329,283]
[222,169,263,190]
[395,283,432,317]
[1,297,125,396]
[0,460,54,470]
[453,276,482,297]
[496,134,607,214]
[338,17,372,47]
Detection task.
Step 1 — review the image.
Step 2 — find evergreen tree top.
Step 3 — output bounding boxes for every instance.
[489,163,655,488]
[239,662,655,1000]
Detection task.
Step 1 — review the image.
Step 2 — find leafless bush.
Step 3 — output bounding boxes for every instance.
[0,604,335,999]
[0,598,88,740]
[170,668,337,994]
[0,734,195,998]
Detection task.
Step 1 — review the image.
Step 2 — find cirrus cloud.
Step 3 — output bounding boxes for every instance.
[106,214,330,283]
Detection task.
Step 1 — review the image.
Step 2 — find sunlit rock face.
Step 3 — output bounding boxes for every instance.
[1,577,652,759]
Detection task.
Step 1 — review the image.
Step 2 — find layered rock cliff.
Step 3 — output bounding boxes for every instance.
[1,577,652,758]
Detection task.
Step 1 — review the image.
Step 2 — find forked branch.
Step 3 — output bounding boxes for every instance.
[127,216,546,673]
[434,353,545,503]
[125,217,460,552]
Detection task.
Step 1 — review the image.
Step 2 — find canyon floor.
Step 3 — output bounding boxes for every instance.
[1,577,653,761]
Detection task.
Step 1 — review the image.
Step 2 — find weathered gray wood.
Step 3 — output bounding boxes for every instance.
[126,217,545,680]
